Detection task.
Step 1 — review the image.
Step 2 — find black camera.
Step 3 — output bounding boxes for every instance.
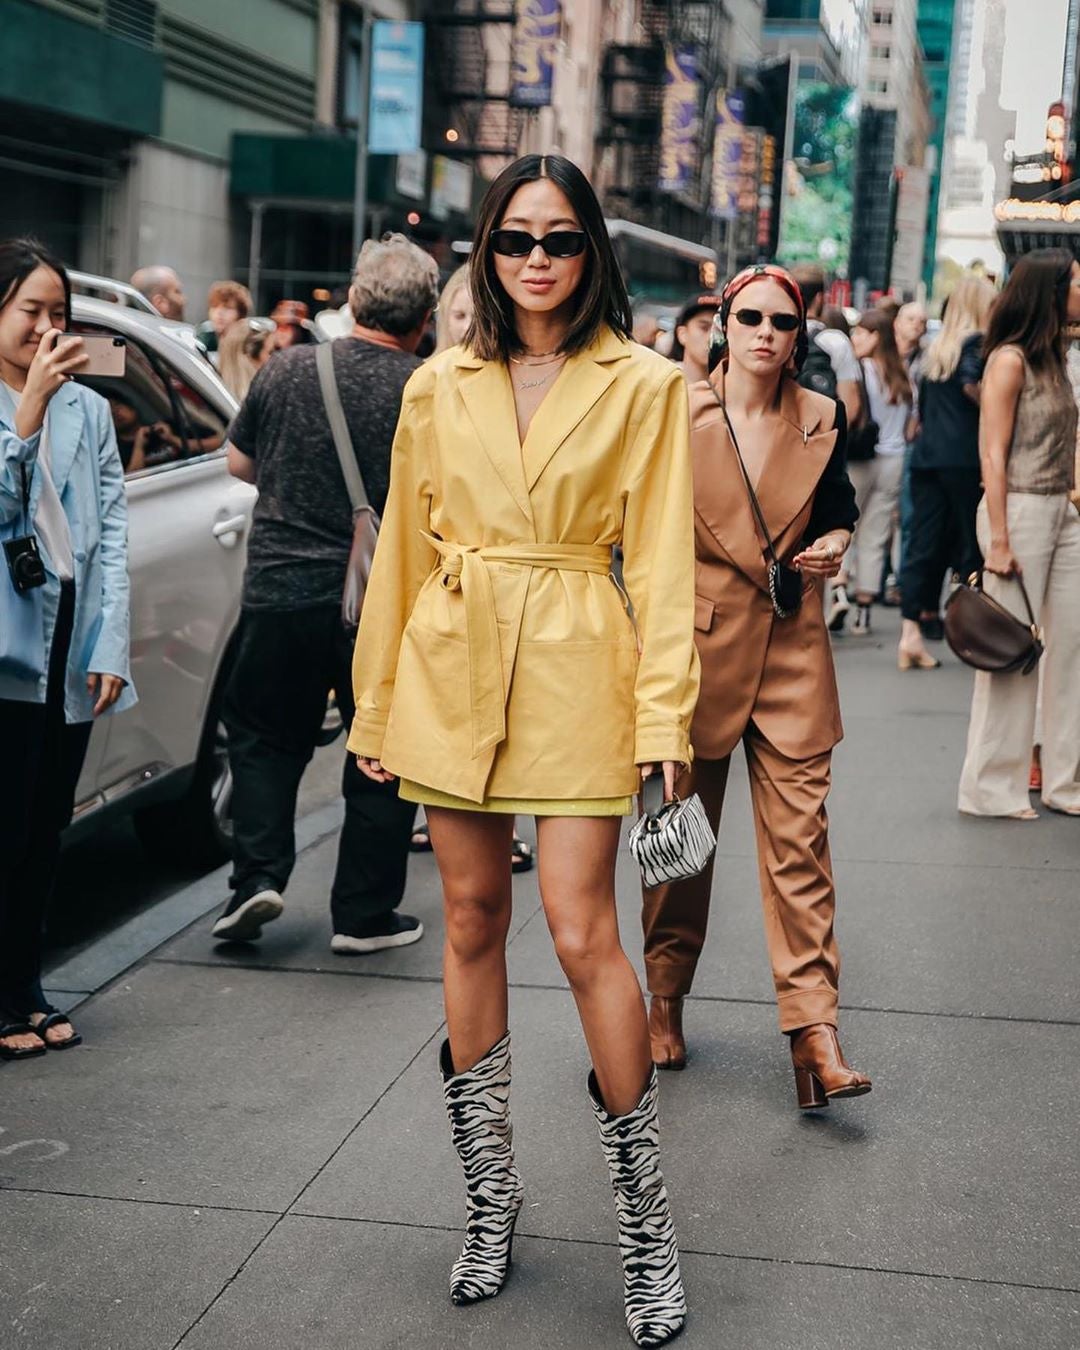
[4,535,47,594]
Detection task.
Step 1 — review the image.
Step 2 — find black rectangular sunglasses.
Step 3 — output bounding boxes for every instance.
[732,307,801,332]
[490,229,587,258]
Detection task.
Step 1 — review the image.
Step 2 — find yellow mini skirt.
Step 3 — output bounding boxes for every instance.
[399,779,632,817]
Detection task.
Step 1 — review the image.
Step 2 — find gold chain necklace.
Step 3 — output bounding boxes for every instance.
[510,352,562,367]
[514,364,563,391]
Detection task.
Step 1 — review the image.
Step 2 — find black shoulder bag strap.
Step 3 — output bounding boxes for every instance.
[707,381,782,572]
[707,380,802,618]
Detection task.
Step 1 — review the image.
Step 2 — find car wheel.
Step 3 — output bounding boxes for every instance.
[134,703,233,870]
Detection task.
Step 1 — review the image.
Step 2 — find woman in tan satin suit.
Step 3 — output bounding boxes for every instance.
[642,264,872,1110]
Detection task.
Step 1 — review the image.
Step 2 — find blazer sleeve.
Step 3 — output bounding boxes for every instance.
[0,423,42,527]
[86,395,133,685]
[805,399,859,542]
[620,366,701,766]
[347,371,436,760]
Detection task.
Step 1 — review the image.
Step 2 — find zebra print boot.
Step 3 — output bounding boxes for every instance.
[440,1031,524,1305]
[590,1067,687,1347]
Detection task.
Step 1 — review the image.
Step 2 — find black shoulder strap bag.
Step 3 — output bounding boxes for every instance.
[711,390,803,619]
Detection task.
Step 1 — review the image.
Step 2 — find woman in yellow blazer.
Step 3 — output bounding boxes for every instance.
[350,155,698,1348]
[641,265,872,1112]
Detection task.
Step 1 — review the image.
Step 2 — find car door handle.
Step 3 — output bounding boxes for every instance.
[212,514,248,539]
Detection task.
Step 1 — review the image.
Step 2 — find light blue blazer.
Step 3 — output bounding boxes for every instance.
[0,381,136,721]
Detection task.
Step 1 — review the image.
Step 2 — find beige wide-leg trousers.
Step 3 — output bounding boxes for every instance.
[846,453,905,597]
[958,493,1080,815]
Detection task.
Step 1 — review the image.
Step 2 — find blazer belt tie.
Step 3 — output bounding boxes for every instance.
[421,533,613,759]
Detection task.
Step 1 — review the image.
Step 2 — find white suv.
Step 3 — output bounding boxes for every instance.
[68,291,255,866]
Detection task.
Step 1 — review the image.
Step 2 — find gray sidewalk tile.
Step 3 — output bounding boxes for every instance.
[293,985,1080,1291]
[0,963,444,1211]
[175,1213,1080,1350]
[1,1190,273,1350]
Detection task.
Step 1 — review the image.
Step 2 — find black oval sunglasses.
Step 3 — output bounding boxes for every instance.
[490,229,587,258]
[732,307,801,332]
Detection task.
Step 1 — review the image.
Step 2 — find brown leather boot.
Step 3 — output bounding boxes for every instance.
[648,995,686,1071]
[789,1024,871,1109]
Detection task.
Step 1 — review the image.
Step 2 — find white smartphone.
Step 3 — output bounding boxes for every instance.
[63,333,127,378]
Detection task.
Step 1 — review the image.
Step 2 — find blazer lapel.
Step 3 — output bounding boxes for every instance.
[521,327,630,492]
[691,404,770,590]
[754,381,837,548]
[454,353,534,524]
[44,385,85,498]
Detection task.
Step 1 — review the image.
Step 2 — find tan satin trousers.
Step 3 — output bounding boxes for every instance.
[641,724,841,1033]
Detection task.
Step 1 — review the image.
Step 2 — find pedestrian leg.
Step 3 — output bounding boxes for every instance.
[959,496,1056,816]
[742,725,840,1033]
[329,625,421,946]
[214,607,338,939]
[1038,502,1080,811]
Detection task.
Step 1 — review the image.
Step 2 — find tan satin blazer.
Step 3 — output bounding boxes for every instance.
[689,372,844,762]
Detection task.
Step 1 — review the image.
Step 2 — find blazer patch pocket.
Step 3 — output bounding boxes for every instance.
[694,594,715,633]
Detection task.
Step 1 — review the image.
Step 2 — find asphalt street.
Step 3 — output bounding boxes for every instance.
[6,607,1080,1350]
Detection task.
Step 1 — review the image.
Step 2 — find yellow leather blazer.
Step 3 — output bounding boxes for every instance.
[348,325,700,803]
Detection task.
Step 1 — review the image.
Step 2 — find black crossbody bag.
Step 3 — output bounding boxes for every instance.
[717,401,803,619]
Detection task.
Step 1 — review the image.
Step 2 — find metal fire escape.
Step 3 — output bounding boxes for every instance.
[422,0,529,160]
[598,0,727,242]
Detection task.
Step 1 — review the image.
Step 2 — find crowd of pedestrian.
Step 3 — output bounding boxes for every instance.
[3,149,1080,1348]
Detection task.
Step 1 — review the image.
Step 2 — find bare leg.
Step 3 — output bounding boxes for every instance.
[427,807,515,1072]
[536,815,650,1115]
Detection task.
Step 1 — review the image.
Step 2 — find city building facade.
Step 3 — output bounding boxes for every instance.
[850,0,931,295]
[916,0,957,290]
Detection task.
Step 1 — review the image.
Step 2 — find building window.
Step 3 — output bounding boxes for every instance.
[871,44,891,60]
[867,78,889,94]
[338,6,365,131]
[871,9,894,24]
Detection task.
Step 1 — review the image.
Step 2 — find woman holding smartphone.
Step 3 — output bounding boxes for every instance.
[641,264,871,1111]
[0,238,134,1061]
[350,155,698,1346]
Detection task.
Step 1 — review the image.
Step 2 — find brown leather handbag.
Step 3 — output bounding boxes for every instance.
[316,341,380,633]
[944,571,1043,675]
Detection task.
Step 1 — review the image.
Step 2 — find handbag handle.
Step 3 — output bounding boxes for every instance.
[706,380,781,570]
[969,568,1040,633]
[315,341,371,514]
[640,772,668,818]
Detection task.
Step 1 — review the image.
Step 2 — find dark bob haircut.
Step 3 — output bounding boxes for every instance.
[466,154,633,362]
[0,237,72,329]
[985,247,1074,377]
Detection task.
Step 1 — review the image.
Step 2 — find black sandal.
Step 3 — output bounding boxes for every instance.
[31,1010,82,1050]
[0,1020,47,1060]
[511,836,534,874]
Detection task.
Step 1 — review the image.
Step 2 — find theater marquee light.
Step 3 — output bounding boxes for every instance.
[993,198,1080,224]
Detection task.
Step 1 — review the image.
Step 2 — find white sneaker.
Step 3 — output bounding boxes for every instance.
[211,888,284,941]
[827,584,850,632]
[331,914,424,954]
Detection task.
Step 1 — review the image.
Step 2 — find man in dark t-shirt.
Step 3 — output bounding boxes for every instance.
[211,235,439,949]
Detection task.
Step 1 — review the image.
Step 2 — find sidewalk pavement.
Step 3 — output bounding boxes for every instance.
[5,609,1080,1350]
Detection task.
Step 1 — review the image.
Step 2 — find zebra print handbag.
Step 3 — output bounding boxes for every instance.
[628,775,716,890]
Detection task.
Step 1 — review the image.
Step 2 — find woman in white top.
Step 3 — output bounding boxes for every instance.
[0,238,134,1061]
[846,308,914,633]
